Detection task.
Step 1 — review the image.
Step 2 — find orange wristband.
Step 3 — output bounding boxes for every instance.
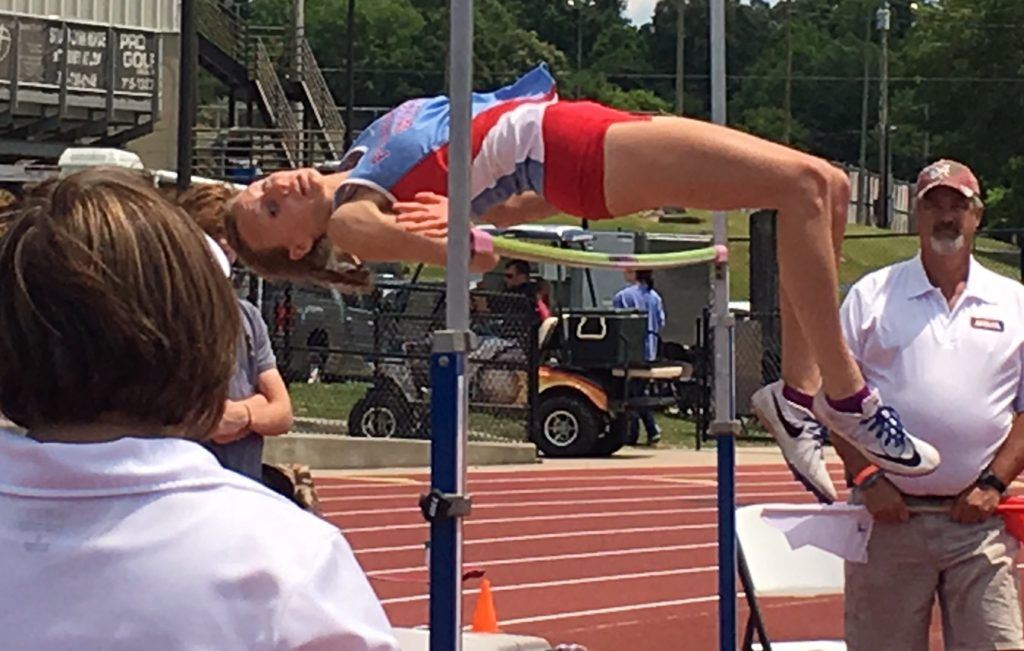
[853,464,881,487]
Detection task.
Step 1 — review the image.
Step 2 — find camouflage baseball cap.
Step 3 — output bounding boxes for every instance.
[915,159,981,201]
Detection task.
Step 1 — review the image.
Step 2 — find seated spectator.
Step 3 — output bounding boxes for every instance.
[0,168,399,650]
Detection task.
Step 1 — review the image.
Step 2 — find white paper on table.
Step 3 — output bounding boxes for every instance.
[760,503,874,563]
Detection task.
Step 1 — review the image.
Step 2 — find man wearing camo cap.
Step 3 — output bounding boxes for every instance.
[835,159,1024,650]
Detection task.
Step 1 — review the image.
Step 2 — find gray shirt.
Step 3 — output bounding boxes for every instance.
[205,299,277,481]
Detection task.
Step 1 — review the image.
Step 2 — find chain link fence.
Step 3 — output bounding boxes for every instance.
[695,227,1024,445]
[243,276,539,445]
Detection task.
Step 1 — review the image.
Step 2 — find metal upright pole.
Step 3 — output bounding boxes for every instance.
[445,5,472,332]
[710,1,738,650]
[176,0,196,192]
[426,2,474,651]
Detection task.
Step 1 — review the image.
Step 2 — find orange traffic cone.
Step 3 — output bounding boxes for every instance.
[471,578,501,633]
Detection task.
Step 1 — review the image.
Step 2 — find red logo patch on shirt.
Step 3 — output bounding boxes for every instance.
[971,317,1004,332]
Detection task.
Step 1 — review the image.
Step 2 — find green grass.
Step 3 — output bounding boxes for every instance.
[288,382,369,422]
[290,377,711,448]
[651,412,698,448]
[288,380,531,441]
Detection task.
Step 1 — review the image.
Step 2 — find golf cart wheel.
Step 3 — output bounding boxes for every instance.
[348,387,411,439]
[592,415,628,457]
[535,392,600,458]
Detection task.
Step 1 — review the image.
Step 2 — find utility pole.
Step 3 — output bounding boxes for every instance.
[783,0,793,144]
[923,102,930,162]
[292,0,304,77]
[858,10,871,225]
[876,0,891,228]
[576,9,583,73]
[576,3,583,96]
[567,0,593,96]
[344,0,356,149]
[675,0,685,115]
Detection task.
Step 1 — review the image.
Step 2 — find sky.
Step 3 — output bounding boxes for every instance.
[622,0,778,27]
[623,0,659,25]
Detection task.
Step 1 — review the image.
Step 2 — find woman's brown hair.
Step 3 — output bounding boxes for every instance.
[0,167,240,437]
[177,183,373,293]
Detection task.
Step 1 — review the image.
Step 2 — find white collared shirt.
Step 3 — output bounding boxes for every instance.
[840,254,1024,496]
[0,429,400,651]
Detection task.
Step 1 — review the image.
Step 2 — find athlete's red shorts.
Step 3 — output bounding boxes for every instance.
[541,101,652,220]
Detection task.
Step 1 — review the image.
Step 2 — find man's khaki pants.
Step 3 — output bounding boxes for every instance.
[845,504,1023,651]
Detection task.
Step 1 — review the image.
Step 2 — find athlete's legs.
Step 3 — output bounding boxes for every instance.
[780,176,847,397]
[601,115,858,400]
[780,289,822,395]
[596,115,939,475]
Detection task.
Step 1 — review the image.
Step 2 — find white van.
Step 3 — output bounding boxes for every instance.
[57,148,144,178]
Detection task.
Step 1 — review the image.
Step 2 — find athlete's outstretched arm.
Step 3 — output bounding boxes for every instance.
[394,191,562,233]
[329,198,499,272]
[485,192,562,226]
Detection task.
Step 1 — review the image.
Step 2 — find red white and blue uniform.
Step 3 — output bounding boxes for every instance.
[335,63,648,220]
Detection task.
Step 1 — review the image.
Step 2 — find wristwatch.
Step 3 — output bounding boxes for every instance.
[975,467,1008,495]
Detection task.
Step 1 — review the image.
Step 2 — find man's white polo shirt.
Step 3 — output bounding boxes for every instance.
[0,429,400,651]
[840,254,1024,496]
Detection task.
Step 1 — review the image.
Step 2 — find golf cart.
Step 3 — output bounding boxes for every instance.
[344,224,702,455]
[488,225,698,458]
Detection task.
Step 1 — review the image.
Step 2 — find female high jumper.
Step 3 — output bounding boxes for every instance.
[184,62,939,497]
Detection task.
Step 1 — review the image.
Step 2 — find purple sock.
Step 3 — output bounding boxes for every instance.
[826,385,871,414]
[781,385,815,410]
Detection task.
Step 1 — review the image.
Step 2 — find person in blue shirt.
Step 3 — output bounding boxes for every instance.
[613,269,664,446]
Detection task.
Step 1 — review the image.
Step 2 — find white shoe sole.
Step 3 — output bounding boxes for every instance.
[751,387,837,504]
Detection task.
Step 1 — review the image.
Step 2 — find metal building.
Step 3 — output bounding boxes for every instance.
[0,0,175,167]
[0,0,179,33]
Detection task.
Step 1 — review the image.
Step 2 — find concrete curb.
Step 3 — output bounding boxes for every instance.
[393,628,552,651]
[264,433,539,470]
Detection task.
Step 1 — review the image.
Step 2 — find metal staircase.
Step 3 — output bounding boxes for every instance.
[193,0,347,178]
[295,37,346,158]
[252,39,300,167]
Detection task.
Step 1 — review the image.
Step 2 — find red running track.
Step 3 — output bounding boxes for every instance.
[317,463,1023,650]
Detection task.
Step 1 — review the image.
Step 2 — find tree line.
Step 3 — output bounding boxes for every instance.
[237,0,1024,230]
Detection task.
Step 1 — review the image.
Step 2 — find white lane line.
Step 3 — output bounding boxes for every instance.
[380,564,718,606]
[325,490,809,517]
[357,523,716,555]
[497,594,732,627]
[316,476,424,486]
[367,541,715,574]
[317,479,835,503]
[317,468,846,493]
[338,506,722,534]
[495,594,851,628]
